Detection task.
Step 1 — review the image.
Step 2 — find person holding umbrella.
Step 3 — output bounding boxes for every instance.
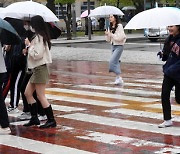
[105,15,126,85]
[158,25,180,128]
[23,15,56,128]
[0,18,20,134]
[0,41,11,134]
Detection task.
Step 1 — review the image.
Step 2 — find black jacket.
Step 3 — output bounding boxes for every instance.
[163,34,180,82]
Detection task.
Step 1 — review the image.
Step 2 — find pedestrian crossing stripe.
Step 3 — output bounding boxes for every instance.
[0,135,95,154]
[46,94,125,107]
[105,108,180,122]
[58,125,180,152]
[45,88,159,103]
[73,84,161,96]
[58,113,180,136]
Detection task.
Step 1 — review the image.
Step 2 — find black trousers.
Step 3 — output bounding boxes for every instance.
[0,73,9,128]
[9,68,25,108]
[161,75,180,120]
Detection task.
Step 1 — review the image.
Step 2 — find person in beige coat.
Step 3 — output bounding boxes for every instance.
[105,15,126,85]
[23,15,56,128]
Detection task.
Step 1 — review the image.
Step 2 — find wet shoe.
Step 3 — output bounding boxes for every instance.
[158,120,173,128]
[39,120,57,129]
[114,77,124,85]
[23,116,40,127]
[0,127,11,135]
[7,107,19,114]
[17,112,31,120]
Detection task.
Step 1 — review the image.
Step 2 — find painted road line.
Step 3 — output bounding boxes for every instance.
[60,125,179,150]
[46,88,159,103]
[52,104,86,112]
[77,132,180,152]
[46,94,125,107]
[58,113,180,136]
[144,104,180,110]
[105,108,180,122]
[73,84,161,96]
[123,82,161,88]
[134,79,162,84]
[0,135,96,154]
[54,81,162,89]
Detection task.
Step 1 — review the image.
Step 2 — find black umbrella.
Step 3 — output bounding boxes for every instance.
[0,18,21,45]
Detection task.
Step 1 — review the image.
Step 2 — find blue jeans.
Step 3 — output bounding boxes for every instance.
[109,45,123,75]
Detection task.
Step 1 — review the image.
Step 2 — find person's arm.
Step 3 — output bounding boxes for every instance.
[105,28,111,42]
[27,36,45,60]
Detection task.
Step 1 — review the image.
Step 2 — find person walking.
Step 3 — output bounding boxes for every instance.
[23,15,56,128]
[105,15,126,85]
[158,25,180,128]
[17,20,46,121]
[2,18,27,114]
[0,39,11,134]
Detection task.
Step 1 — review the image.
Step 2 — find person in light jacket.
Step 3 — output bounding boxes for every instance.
[105,15,126,85]
[23,15,56,128]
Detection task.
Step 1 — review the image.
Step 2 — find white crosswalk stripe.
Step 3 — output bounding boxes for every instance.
[46,88,159,103]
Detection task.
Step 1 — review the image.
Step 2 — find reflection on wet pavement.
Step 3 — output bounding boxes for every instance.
[2,60,180,154]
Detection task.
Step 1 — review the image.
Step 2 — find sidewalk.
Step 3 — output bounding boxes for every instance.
[51,33,145,44]
[51,33,164,65]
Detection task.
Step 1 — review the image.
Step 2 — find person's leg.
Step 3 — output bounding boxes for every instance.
[175,82,180,104]
[9,69,23,110]
[23,82,40,127]
[18,73,32,120]
[0,73,10,128]
[35,83,56,128]
[159,75,174,128]
[109,45,124,85]
[161,75,174,120]
[20,73,31,112]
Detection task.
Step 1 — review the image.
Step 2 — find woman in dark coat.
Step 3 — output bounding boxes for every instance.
[158,25,180,128]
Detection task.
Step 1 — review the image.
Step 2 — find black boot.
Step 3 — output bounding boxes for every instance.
[23,103,40,127]
[39,105,56,128]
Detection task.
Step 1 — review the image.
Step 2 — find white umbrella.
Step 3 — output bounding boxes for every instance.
[89,5,124,18]
[0,7,5,18]
[125,7,180,29]
[1,1,59,22]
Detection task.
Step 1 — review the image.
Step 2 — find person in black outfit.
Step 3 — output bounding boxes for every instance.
[2,18,27,113]
[158,25,180,128]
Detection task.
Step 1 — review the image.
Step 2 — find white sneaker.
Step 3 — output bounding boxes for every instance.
[114,77,124,85]
[7,107,19,114]
[158,120,173,128]
[38,115,47,121]
[0,127,11,135]
[17,112,31,120]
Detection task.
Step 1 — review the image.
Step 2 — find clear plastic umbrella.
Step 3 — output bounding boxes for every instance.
[125,7,180,29]
[1,1,59,22]
[88,5,124,18]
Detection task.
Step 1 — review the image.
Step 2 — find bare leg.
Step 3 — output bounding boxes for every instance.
[24,82,36,104]
[35,83,49,108]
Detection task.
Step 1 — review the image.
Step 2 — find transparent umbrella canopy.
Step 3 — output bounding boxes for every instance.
[88,5,124,18]
[1,1,59,22]
[125,7,180,29]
